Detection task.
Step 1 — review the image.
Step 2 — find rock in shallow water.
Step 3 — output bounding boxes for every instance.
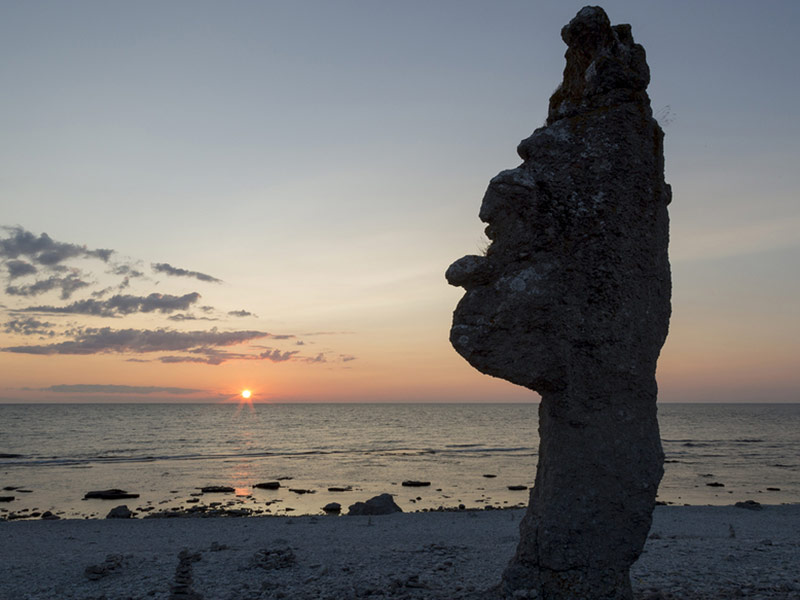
[84,489,140,500]
[447,6,671,599]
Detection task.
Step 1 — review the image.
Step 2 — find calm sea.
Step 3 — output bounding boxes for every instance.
[1,403,798,519]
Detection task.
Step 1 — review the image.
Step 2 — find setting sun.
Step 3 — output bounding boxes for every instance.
[241,389,252,399]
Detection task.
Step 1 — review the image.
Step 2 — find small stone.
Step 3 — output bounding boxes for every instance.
[84,489,140,500]
[347,493,403,516]
[106,505,134,519]
[200,486,235,493]
[322,502,342,513]
[734,500,763,510]
[254,481,281,490]
[401,481,431,487]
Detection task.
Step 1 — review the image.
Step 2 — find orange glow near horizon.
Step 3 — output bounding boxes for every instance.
[241,389,252,399]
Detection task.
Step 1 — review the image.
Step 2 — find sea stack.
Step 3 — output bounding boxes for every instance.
[446,6,671,600]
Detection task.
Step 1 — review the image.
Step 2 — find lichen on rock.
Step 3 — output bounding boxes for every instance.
[447,6,671,599]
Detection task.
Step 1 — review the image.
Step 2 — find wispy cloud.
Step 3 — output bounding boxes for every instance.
[5,260,37,279]
[22,292,201,317]
[167,313,218,322]
[158,347,300,365]
[4,317,54,336]
[152,262,222,283]
[228,309,256,318]
[41,384,203,395]
[6,272,91,300]
[3,326,270,356]
[0,226,112,266]
[259,349,298,362]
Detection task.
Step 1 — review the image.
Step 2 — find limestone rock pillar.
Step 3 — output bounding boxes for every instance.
[446,6,671,598]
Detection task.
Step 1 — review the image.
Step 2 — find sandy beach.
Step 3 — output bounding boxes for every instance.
[1,504,798,600]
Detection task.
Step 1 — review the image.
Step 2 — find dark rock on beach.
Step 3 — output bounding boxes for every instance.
[507,485,528,491]
[323,502,342,513]
[347,493,403,516]
[106,505,134,519]
[735,500,763,510]
[402,480,431,487]
[706,482,725,487]
[84,489,140,500]
[84,554,124,581]
[0,496,14,503]
[328,486,353,492]
[200,486,235,493]
[289,488,315,495]
[254,481,281,490]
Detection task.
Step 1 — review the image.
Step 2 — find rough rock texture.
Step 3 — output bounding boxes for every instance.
[347,493,403,516]
[446,6,671,599]
[106,504,133,519]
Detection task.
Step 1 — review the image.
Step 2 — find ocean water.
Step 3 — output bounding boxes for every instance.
[1,403,798,519]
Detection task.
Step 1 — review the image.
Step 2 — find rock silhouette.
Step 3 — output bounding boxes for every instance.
[447,6,671,599]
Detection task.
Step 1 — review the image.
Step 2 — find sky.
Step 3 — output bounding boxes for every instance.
[1,0,798,404]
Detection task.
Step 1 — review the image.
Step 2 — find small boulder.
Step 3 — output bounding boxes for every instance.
[200,486,235,493]
[347,493,402,516]
[508,485,528,491]
[288,488,315,494]
[254,481,281,490]
[0,496,14,503]
[401,480,431,487]
[84,489,140,500]
[327,486,352,492]
[106,505,134,519]
[41,511,60,520]
[322,502,342,514]
[735,500,763,511]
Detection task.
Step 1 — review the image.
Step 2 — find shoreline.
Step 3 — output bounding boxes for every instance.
[2,505,799,599]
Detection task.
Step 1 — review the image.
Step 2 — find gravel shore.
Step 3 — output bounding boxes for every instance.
[1,505,798,599]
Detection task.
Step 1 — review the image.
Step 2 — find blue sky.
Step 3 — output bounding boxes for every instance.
[1,1,798,402]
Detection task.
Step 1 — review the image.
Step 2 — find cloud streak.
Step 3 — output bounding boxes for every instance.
[152,262,222,283]
[5,260,37,279]
[42,384,203,395]
[4,317,54,336]
[3,326,270,356]
[6,273,91,300]
[22,292,201,317]
[1,226,112,266]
